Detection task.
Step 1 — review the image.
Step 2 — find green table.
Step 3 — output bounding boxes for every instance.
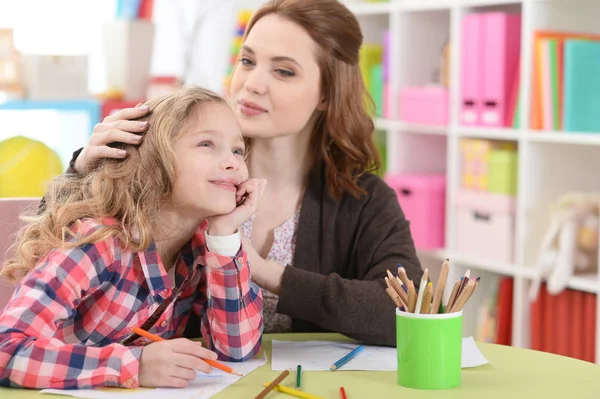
[2,333,600,398]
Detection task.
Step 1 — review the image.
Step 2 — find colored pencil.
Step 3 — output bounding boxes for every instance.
[255,370,290,399]
[330,345,364,371]
[384,259,480,315]
[265,383,326,399]
[414,268,429,314]
[445,278,461,313]
[397,265,411,288]
[340,387,347,399]
[296,364,302,390]
[430,258,449,314]
[407,280,417,312]
[130,326,242,376]
[420,282,433,314]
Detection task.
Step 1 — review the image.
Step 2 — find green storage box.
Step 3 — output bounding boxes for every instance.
[488,149,518,195]
[370,64,383,117]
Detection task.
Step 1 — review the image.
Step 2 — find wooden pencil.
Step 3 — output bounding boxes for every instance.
[430,258,450,314]
[255,370,290,399]
[445,279,461,313]
[407,280,417,312]
[394,276,409,304]
[414,269,429,314]
[397,265,411,288]
[420,282,433,314]
[456,269,471,299]
[449,279,476,313]
[385,271,408,304]
[386,287,403,308]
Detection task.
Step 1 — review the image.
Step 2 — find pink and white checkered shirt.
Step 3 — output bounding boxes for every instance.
[0,218,263,389]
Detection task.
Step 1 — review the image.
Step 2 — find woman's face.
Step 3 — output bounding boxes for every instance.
[229,14,325,139]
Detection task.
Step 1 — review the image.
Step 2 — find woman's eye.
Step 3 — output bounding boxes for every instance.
[239,57,254,66]
[276,69,295,77]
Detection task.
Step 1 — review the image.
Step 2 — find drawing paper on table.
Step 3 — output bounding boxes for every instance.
[40,352,268,399]
[271,337,488,371]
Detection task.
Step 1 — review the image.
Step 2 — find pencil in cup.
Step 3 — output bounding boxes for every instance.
[385,260,479,314]
[130,326,243,376]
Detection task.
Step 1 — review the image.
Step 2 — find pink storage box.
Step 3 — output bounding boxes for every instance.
[399,87,449,125]
[385,174,446,250]
[0,197,40,310]
[454,190,516,263]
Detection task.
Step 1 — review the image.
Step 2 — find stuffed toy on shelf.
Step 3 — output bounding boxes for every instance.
[529,193,599,300]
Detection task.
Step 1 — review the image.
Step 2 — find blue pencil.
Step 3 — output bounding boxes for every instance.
[330,345,364,371]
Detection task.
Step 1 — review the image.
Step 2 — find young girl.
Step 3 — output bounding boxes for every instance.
[0,87,264,390]
[55,0,424,347]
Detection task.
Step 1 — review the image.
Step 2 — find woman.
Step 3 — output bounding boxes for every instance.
[66,0,422,346]
[1,87,264,389]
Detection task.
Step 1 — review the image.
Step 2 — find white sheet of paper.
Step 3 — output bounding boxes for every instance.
[271,337,489,371]
[40,352,268,399]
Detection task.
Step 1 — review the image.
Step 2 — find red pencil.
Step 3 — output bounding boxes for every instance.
[340,387,347,399]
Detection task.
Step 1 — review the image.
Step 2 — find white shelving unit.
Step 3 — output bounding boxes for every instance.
[346,0,600,363]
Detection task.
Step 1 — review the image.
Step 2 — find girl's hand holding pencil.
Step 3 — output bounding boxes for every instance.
[385,260,479,314]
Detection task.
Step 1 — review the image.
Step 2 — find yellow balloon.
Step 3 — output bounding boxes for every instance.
[0,136,63,197]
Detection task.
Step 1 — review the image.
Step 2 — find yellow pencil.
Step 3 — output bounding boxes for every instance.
[264,383,327,399]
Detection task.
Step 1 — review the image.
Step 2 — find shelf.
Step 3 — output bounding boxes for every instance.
[393,0,453,11]
[347,1,392,15]
[454,126,521,140]
[375,119,449,135]
[456,0,522,6]
[419,251,600,294]
[527,131,600,146]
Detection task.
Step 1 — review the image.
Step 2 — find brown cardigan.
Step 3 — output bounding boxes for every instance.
[61,151,423,347]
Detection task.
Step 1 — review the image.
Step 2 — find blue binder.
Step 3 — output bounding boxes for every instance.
[564,39,600,133]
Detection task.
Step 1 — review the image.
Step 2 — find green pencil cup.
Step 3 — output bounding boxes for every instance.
[396,308,462,390]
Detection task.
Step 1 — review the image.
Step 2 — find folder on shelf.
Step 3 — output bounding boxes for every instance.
[555,289,571,357]
[460,13,483,126]
[530,283,545,352]
[583,292,597,363]
[480,12,521,128]
[495,277,513,346]
[530,30,600,131]
[563,39,600,133]
[570,290,585,360]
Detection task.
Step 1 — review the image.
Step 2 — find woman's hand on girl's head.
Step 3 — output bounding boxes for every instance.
[207,178,267,236]
[74,105,150,174]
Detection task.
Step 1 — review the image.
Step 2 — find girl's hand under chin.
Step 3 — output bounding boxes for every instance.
[207,178,267,236]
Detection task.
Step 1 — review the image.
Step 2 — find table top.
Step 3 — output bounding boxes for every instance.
[2,333,600,398]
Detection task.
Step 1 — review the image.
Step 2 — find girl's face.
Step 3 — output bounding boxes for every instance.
[170,102,248,218]
[230,14,326,139]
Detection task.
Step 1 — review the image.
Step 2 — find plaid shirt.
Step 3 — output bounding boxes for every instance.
[0,218,263,389]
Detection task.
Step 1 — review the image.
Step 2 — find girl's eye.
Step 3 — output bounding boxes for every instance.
[233,147,245,156]
[276,69,295,77]
[198,141,213,148]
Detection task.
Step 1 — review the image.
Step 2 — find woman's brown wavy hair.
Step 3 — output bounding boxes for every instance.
[244,0,381,199]
[1,86,226,283]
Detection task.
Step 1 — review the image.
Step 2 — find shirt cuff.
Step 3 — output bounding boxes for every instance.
[205,230,241,257]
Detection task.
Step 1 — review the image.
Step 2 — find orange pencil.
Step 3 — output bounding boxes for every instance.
[131,326,243,376]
